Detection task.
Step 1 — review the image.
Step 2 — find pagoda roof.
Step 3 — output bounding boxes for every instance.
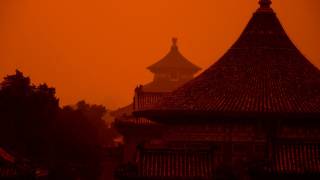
[137,1,320,120]
[147,38,201,74]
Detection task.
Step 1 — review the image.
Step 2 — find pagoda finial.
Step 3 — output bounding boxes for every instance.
[172,37,178,46]
[257,0,273,12]
[259,0,272,8]
[171,37,178,50]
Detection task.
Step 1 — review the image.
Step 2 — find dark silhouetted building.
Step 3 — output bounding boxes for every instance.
[114,39,201,163]
[115,0,320,180]
[112,38,201,117]
[143,38,201,92]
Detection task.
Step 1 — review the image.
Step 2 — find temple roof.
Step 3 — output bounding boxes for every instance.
[137,1,320,120]
[115,147,215,178]
[269,143,320,174]
[147,38,201,74]
[137,148,214,178]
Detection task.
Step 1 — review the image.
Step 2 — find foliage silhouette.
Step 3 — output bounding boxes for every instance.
[0,70,117,180]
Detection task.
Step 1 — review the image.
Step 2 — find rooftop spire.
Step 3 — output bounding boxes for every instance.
[171,37,178,51]
[259,0,272,8]
[257,0,273,12]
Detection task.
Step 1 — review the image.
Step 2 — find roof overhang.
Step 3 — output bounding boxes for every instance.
[134,110,320,125]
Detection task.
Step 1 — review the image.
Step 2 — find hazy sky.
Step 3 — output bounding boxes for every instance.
[1,0,319,109]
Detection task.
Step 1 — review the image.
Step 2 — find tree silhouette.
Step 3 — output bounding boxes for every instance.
[0,70,118,179]
[52,101,110,179]
[0,70,59,164]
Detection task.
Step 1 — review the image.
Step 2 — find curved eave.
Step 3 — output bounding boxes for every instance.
[134,109,320,124]
[147,66,201,74]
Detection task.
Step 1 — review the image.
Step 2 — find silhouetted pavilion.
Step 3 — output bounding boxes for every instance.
[143,38,201,92]
[114,39,201,163]
[116,1,320,179]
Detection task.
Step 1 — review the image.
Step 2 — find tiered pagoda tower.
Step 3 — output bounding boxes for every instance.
[116,0,320,179]
[114,39,201,163]
[143,38,201,92]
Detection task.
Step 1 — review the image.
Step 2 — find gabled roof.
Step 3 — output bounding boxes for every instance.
[147,38,201,74]
[138,1,320,120]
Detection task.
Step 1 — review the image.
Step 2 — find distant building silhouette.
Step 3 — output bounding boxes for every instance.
[112,38,201,117]
[115,0,320,180]
[143,38,201,92]
[112,39,200,176]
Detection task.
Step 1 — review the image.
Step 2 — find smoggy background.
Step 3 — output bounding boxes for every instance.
[1,0,319,109]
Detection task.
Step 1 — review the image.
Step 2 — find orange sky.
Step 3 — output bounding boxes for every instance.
[0,0,319,109]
